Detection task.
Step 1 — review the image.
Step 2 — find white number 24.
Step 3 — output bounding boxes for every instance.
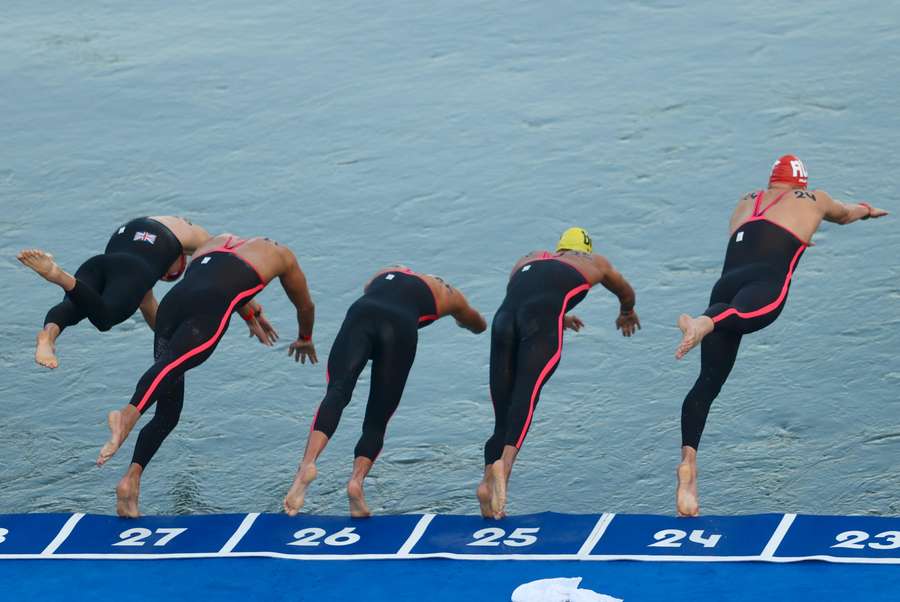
[649,529,721,549]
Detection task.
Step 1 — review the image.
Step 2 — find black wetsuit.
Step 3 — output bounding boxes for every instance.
[312,269,437,461]
[128,238,265,468]
[484,253,590,465]
[44,217,183,332]
[682,190,808,449]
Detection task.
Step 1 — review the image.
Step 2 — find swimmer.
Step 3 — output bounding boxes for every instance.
[283,266,485,517]
[97,234,317,517]
[674,155,888,517]
[478,228,639,519]
[18,216,211,369]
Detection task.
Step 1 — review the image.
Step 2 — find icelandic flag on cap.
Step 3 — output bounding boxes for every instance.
[134,231,157,244]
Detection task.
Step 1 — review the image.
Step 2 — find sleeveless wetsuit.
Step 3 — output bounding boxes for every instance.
[44,217,184,332]
[682,190,809,449]
[128,237,265,468]
[484,253,590,465]
[312,268,437,460]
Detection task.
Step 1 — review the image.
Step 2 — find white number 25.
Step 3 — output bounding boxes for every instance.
[468,527,540,547]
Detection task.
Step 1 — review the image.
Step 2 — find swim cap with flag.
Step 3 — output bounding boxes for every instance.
[557,227,593,254]
[769,154,808,188]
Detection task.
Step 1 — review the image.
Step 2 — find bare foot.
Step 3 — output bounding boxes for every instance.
[675,314,714,359]
[347,479,371,518]
[116,473,141,518]
[17,249,75,290]
[489,461,507,519]
[676,462,699,517]
[477,478,493,519]
[283,463,318,516]
[98,411,127,466]
[35,330,59,369]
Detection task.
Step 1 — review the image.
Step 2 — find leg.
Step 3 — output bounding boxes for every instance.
[479,310,517,518]
[32,257,106,368]
[98,313,223,466]
[676,329,742,516]
[17,249,77,290]
[677,278,785,358]
[67,255,150,331]
[115,377,185,517]
[284,311,372,515]
[492,311,562,518]
[348,318,416,517]
[34,322,62,369]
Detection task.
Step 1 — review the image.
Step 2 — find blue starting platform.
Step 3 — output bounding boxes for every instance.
[3,512,899,600]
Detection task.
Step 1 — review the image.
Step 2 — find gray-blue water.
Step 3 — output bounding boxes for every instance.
[1,1,897,517]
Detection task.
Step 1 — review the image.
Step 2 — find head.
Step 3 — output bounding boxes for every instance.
[161,254,187,282]
[556,227,593,254]
[769,154,808,189]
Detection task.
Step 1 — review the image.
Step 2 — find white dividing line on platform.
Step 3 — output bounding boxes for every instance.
[577,512,615,557]
[40,513,85,556]
[3,551,900,564]
[761,513,796,559]
[218,513,260,554]
[396,513,435,556]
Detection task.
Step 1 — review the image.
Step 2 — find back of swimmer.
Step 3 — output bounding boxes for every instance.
[283,266,486,518]
[478,227,640,520]
[17,216,211,370]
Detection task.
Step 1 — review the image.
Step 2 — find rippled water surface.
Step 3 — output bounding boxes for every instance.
[1,1,897,517]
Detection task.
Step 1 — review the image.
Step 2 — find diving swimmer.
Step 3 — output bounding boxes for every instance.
[674,155,888,516]
[18,216,210,369]
[478,228,640,519]
[96,234,318,517]
[283,266,486,517]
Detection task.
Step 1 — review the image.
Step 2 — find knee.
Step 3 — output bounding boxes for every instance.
[92,316,116,332]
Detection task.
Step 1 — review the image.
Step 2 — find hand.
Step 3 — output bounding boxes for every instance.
[288,339,318,364]
[861,203,888,219]
[563,314,584,332]
[616,309,641,337]
[247,312,279,346]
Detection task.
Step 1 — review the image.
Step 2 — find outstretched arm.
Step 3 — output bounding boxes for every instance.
[597,257,640,337]
[449,288,487,334]
[138,290,158,331]
[279,249,317,363]
[820,191,888,225]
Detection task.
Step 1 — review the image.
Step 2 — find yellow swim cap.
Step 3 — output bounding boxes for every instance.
[556,227,593,254]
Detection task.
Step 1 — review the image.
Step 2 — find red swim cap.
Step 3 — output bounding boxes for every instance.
[769,154,808,188]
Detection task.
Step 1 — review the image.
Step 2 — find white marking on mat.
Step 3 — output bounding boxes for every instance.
[40,513,85,556]
[219,513,260,554]
[577,513,615,557]
[396,514,435,556]
[761,513,796,558]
